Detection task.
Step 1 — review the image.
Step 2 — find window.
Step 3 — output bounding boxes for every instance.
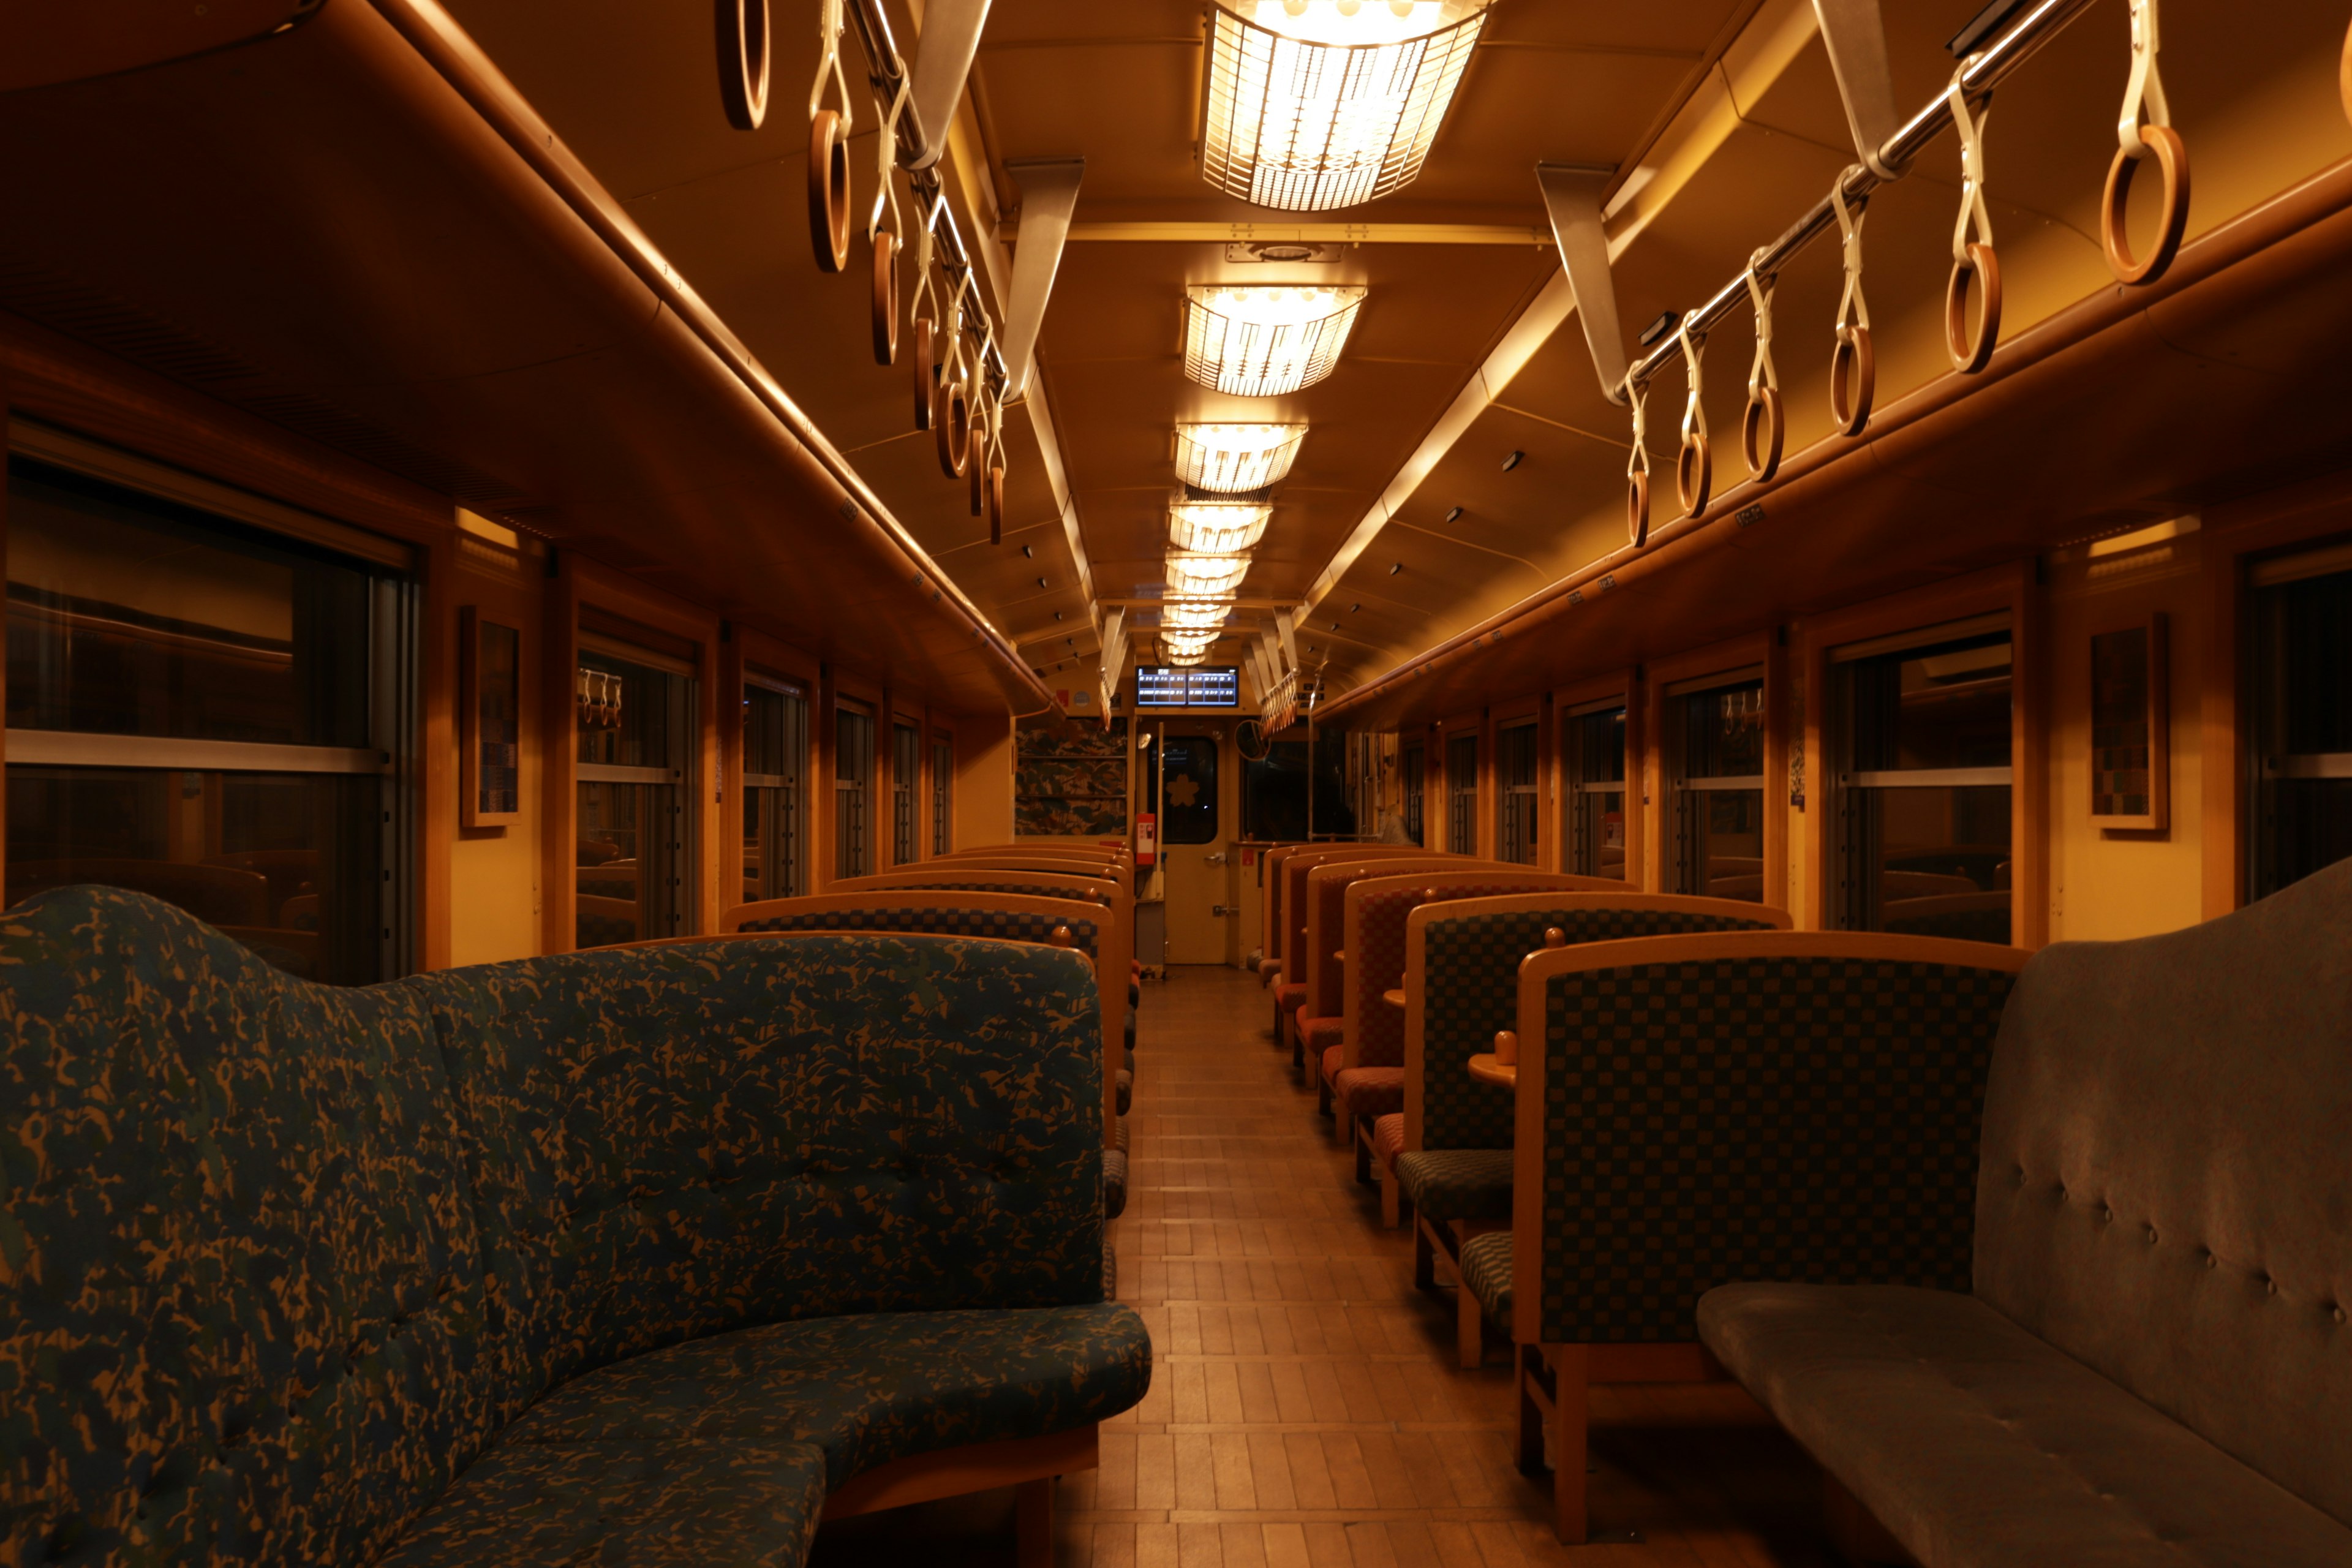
[1562,703,1627,879]
[891,720,919,864]
[1159,734,1220,844]
[835,704,874,877]
[576,634,697,947]
[6,450,413,984]
[1400,742,1425,846]
[1667,675,1765,901]
[742,676,807,905]
[2251,554,2352,898]
[931,733,953,854]
[1831,625,2012,943]
[1498,722,1539,865]
[1445,733,1479,854]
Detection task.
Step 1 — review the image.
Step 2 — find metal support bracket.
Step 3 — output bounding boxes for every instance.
[1810,0,1908,179]
[907,0,992,168]
[999,157,1085,396]
[1536,163,1629,407]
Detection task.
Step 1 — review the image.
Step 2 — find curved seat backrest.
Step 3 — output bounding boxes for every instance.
[1406,892,1793,1151]
[1974,859,2352,1525]
[825,868,1133,990]
[722,891,1122,1144]
[1301,857,1520,1022]
[1514,929,2024,1347]
[0,888,1104,1567]
[922,853,1133,899]
[1341,871,1621,1074]
[1280,847,1469,993]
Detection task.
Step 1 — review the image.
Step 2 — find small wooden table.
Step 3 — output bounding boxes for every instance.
[1381,987,1407,1009]
[1468,1054,1517,1089]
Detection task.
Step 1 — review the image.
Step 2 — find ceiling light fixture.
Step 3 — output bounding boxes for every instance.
[1183,284,1366,396]
[1200,0,1492,213]
[1165,551,1253,598]
[1174,423,1306,494]
[1168,499,1273,554]
[1162,600,1235,630]
[1164,646,1211,667]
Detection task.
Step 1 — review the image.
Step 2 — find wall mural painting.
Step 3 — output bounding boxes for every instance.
[1016,715,1130,837]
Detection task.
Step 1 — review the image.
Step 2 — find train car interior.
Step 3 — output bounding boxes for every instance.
[10,0,2352,1561]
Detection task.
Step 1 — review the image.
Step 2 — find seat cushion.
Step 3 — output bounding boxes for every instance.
[1698,1283,2352,1567]
[499,1306,1154,1493]
[1115,1067,1132,1116]
[1320,1044,1343,1090]
[1335,1066,1404,1120]
[379,1438,830,1567]
[1275,981,1307,1014]
[1395,1148,1514,1222]
[1460,1231,1513,1329]
[1102,1147,1128,1219]
[1371,1113,1406,1175]
[1302,1016,1343,1060]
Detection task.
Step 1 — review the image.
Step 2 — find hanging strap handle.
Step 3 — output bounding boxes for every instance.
[809,0,854,128]
[1744,247,1776,400]
[1832,170,1869,334]
[867,79,910,242]
[1676,318,1706,451]
[909,189,942,321]
[1624,374,1650,485]
[2118,0,2170,156]
[1947,80,1994,263]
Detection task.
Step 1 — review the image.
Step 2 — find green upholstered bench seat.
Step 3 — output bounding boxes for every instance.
[1116,1067,1132,1115]
[1460,1231,1513,1331]
[1396,1148,1513,1222]
[1103,1148,1128,1218]
[385,1305,1148,1566]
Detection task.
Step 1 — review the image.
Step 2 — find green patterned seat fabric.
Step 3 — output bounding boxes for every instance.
[1333,1067,1404,1120]
[1115,1068,1132,1115]
[1460,1231,1513,1329]
[1420,905,1784,1152]
[1395,1148,1515,1222]
[734,905,1101,963]
[1103,1244,1117,1302]
[0,889,1150,1568]
[1102,1148,1128,1218]
[1535,954,2018,1344]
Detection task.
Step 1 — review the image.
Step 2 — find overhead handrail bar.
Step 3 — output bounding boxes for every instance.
[1616,0,2098,400]
[842,0,1009,394]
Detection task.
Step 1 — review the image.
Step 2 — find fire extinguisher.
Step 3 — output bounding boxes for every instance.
[1134,813,1158,868]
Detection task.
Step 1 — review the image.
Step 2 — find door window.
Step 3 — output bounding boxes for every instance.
[1160,734,1219,844]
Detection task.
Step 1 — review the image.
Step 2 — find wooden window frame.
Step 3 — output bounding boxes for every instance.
[1642,633,1786,910]
[1551,669,1640,886]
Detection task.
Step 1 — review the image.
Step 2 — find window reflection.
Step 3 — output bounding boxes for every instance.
[1672,680,1765,901]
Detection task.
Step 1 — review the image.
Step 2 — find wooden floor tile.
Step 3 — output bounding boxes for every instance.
[808,965,1838,1566]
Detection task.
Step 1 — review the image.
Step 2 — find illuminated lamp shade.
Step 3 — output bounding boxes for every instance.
[1163,646,1212,668]
[1169,499,1272,554]
[1200,0,1491,213]
[1162,600,1234,631]
[1175,423,1305,494]
[1162,627,1221,649]
[1184,285,1366,396]
[1165,551,1253,598]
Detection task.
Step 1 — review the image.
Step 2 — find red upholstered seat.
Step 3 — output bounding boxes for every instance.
[1371,1112,1406,1172]
[1335,1066,1405,1121]
[1320,1044,1343,1090]
[1275,982,1307,1012]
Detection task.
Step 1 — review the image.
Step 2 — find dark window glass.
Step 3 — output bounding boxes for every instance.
[1833,632,2012,943]
[577,646,696,946]
[1498,723,1538,865]
[1160,734,1219,845]
[1400,743,1425,847]
[932,736,952,854]
[1670,680,1764,900]
[5,456,407,984]
[742,682,806,904]
[835,707,873,877]
[892,722,919,865]
[2253,567,2352,897]
[1446,734,1479,854]
[1563,706,1626,879]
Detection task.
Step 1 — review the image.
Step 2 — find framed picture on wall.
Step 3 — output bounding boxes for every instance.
[2089,612,2167,831]
[461,606,523,827]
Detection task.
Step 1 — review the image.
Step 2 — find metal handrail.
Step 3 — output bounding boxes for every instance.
[1623,0,2099,393]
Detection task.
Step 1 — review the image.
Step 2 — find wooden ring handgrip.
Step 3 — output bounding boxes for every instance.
[1676,426,1711,519]
[968,426,986,516]
[1543,927,1566,948]
[1741,385,1782,483]
[1050,924,1074,948]
[2101,124,2189,286]
[1626,470,1649,549]
[1493,1030,1518,1066]
[986,462,1006,546]
[1944,241,2001,374]
[935,375,971,478]
[2342,15,2352,129]
[1831,323,1874,437]
[870,231,899,366]
[717,0,771,131]
[808,109,851,273]
[911,317,935,431]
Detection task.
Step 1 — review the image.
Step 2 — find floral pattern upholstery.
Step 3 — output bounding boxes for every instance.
[1534,954,2018,1343]
[0,889,1150,1568]
[1103,1149,1128,1218]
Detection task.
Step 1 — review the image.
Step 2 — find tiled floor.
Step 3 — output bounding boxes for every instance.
[812,965,1838,1567]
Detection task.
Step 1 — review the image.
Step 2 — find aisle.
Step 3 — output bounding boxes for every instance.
[813,965,1832,1566]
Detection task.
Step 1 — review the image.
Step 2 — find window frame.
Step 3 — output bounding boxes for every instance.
[741,668,810,904]
[1554,671,1637,883]
[1443,726,1480,856]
